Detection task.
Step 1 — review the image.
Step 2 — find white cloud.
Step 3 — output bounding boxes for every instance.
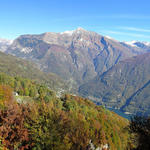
[51,14,150,23]
[118,26,150,32]
[104,30,150,38]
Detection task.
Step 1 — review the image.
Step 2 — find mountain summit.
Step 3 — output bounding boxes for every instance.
[1,28,150,115]
[61,27,88,35]
[5,28,148,92]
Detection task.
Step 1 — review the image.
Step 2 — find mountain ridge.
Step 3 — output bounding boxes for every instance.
[1,28,150,115]
[0,51,68,92]
[5,28,146,89]
[79,52,150,115]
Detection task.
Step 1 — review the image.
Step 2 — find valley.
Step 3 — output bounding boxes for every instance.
[1,1,150,149]
[2,28,150,116]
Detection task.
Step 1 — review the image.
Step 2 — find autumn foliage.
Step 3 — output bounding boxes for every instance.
[0,85,13,109]
[0,79,130,150]
[0,103,31,150]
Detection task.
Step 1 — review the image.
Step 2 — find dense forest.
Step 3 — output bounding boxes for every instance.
[0,73,131,150]
[0,72,149,150]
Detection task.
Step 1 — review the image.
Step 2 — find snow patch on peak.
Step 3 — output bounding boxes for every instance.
[0,38,13,52]
[75,27,87,34]
[124,41,137,47]
[21,47,33,54]
[76,27,86,31]
[105,35,119,42]
[124,41,150,47]
[0,38,13,45]
[142,42,150,46]
[60,30,74,36]
[60,27,87,35]
[105,36,113,40]
[80,38,83,42]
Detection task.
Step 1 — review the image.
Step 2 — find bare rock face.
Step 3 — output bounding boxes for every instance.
[6,28,145,89]
[88,140,109,150]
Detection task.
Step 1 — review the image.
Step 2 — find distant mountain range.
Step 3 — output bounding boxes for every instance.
[0,38,13,52]
[5,28,147,86]
[121,41,150,52]
[1,28,150,115]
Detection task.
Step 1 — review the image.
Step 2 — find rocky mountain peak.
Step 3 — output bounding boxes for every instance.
[60,27,87,36]
[5,29,150,93]
[75,27,87,32]
[124,41,138,47]
[123,41,150,52]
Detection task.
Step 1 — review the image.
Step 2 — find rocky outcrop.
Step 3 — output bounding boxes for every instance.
[88,140,109,150]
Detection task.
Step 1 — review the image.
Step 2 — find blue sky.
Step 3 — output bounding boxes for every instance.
[0,0,150,41]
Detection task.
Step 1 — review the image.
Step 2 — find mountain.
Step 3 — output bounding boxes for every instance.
[121,41,150,52]
[6,28,144,90]
[0,51,67,92]
[0,38,13,52]
[3,28,150,115]
[79,52,150,116]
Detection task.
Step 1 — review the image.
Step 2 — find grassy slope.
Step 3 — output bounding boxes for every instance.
[0,51,68,91]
